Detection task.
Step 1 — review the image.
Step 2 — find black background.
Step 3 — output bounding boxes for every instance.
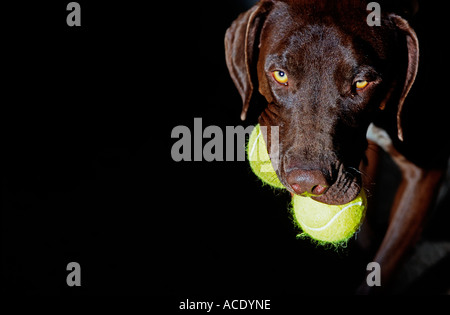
[2,0,450,300]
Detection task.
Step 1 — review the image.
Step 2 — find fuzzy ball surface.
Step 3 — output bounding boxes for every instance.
[292,190,367,245]
[247,124,284,189]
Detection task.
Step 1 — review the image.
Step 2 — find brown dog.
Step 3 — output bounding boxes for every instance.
[225,0,448,293]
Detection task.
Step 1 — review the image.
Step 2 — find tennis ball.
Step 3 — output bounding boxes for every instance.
[292,190,367,245]
[247,124,284,189]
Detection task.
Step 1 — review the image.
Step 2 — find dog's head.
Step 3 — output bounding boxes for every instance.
[225,0,418,204]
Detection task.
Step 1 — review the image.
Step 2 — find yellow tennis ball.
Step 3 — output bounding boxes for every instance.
[292,190,367,245]
[247,124,284,189]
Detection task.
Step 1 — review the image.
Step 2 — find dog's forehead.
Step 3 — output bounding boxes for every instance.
[261,22,360,74]
[261,1,390,62]
[261,25,358,77]
[265,1,370,32]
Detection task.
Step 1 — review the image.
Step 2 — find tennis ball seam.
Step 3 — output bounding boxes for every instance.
[248,128,262,160]
[291,190,367,245]
[295,201,363,232]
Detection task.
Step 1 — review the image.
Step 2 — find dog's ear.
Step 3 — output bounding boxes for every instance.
[389,14,419,141]
[225,1,274,121]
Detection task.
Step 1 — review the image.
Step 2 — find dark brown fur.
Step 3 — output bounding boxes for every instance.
[226,0,414,205]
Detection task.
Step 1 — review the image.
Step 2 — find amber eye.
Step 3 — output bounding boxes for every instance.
[273,70,288,85]
[355,80,369,90]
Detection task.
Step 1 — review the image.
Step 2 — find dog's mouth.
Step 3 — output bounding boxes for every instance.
[309,172,361,205]
[258,120,365,205]
[282,164,362,206]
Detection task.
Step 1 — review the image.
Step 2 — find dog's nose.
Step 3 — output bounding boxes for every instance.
[286,169,329,196]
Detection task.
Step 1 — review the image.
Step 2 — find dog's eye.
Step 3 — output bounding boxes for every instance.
[355,80,369,90]
[273,70,288,85]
